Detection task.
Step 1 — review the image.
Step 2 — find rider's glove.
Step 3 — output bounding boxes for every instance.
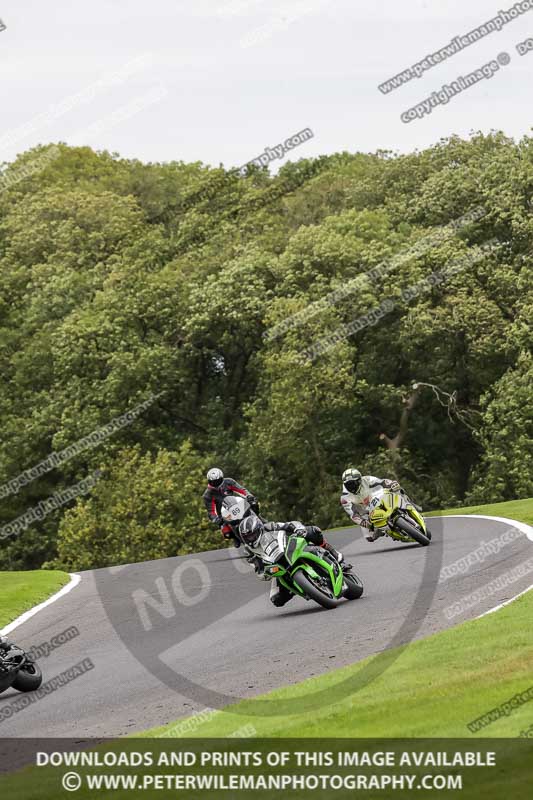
[384,480,400,492]
[358,518,370,529]
[284,522,295,533]
[247,495,260,513]
[247,555,264,574]
[213,515,223,527]
[286,521,305,534]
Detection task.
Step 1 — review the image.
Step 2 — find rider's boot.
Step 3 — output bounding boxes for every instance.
[270,580,293,607]
[322,541,344,564]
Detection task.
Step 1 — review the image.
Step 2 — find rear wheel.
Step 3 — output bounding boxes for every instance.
[12,661,42,692]
[342,572,364,600]
[292,570,338,609]
[394,516,431,547]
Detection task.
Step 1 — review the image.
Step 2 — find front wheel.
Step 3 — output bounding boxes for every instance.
[292,570,338,610]
[393,516,431,547]
[0,673,16,695]
[343,572,364,600]
[12,661,42,692]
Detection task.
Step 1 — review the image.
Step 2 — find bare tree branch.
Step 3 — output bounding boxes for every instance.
[411,381,481,431]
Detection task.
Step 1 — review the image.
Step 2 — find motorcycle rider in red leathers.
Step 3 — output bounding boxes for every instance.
[202,467,259,547]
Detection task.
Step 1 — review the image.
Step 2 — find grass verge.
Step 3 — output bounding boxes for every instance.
[426,497,533,526]
[0,570,70,630]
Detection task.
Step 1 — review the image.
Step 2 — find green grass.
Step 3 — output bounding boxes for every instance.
[142,498,533,739]
[426,497,533,526]
[0,570,70,630]
[329,497,533,532]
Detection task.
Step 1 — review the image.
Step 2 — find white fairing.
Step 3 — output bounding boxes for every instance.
[367,485,385,511]
[368,486,407,511]
[221,496,249,522]
[246,530,286,562]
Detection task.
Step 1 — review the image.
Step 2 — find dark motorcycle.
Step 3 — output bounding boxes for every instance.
[0,640,42,695]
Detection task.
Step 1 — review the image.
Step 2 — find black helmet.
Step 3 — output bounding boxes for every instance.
[239,516,264,546]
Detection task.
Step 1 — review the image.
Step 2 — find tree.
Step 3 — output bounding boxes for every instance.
[467,353,533,503]
[51,443,216,571]
[0,135,531,570]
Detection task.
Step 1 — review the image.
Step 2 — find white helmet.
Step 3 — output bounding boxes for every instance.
[207,467,224,487]
[342,467,362,494]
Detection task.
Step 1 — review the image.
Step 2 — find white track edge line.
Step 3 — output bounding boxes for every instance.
[476,583,533,618]
[439,513,533,619]
[438,513,533,541]
[0,573,81,636]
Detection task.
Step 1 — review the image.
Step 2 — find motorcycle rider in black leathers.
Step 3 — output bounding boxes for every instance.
[239,516,345,607]
[202,467,258,547]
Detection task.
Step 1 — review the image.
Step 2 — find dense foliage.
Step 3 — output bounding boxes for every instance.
[0,134,531,570]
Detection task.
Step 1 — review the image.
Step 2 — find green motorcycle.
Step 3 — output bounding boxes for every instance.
[245,529,364,610]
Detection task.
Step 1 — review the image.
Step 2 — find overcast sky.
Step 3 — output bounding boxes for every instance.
[1,0,532,170]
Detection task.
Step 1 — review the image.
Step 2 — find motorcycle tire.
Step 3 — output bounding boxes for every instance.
[394,516,431,547]
[292,570,338,609]
[0,673,17,695]
[342,572,364,600]
[12,660,42,692]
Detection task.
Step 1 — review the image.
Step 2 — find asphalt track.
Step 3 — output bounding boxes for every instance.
[1,516,532,737]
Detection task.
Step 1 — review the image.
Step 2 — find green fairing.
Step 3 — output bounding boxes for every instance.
[284,536,344,598]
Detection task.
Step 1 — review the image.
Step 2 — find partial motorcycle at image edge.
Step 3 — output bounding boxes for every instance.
[221,496,364,610]
[0,639,43,695]
[368,487,432,547]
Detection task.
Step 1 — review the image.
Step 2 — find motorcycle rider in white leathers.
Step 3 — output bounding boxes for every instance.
[238,517,345,607]
[340,467,420,542]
